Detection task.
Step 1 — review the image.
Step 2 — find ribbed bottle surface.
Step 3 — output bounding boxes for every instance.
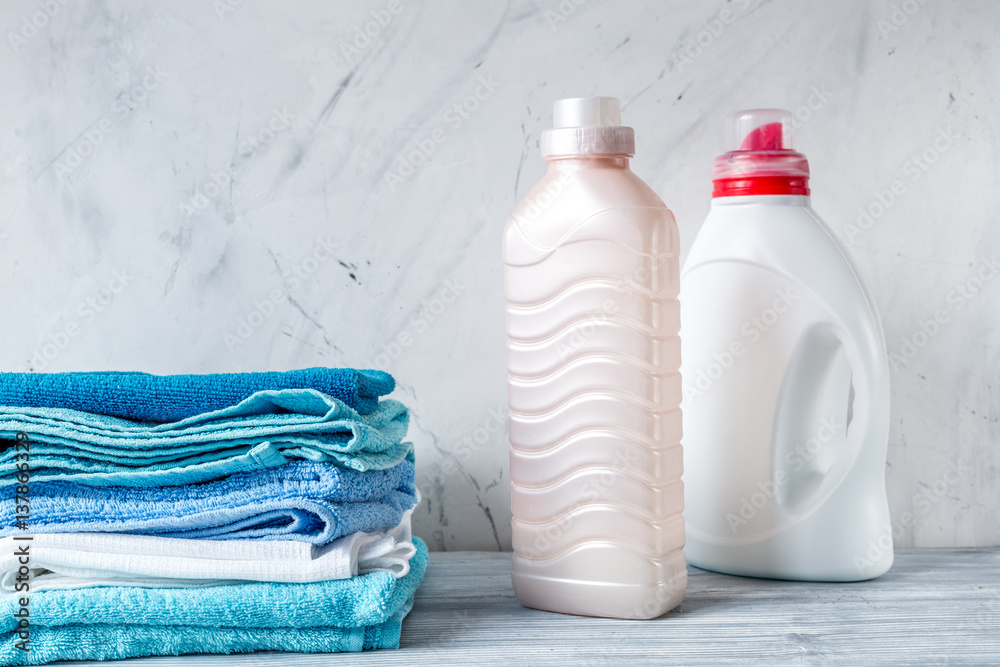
[503,161,687,619]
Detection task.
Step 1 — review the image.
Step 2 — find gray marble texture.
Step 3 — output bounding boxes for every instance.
[0,0,996,550]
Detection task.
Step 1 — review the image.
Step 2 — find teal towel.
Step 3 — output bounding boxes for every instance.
[0,368,394,420]
[0,390,410,488]
[0,538,427,664]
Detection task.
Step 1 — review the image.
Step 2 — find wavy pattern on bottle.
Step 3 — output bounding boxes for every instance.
[511,471,684,522]
[513,507,685,559]
[511,438,682,486]
[511,401,681,446]
[511,457,682,491]
[515,532,683,564]
[508,339,681,377]
[508,312,675,345]
[510,362,682,413]
[511,384,672,416]
[510,351,680,386]
[507,273,675,307]
[503,211,680,267]
[513,544,687,588]
[506,188,685,617]
[509,423,673,455]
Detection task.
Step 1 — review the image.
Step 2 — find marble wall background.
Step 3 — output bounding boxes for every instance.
[1,0,997,550]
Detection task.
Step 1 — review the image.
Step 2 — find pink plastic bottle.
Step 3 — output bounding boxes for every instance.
[504,97,687,619]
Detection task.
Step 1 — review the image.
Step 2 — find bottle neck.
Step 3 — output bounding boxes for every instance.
[544,155,631,171]
[710,194,811,207]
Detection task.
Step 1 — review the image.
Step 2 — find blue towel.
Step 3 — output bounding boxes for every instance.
[0,390,410,488]
[0,460,417,544]
[0,368,394,420]
[0,538,428,664]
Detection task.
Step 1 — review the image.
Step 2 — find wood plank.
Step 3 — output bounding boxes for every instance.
[56,548,1000,665]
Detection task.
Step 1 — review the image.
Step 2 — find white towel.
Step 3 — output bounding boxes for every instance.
[0,507,416,594]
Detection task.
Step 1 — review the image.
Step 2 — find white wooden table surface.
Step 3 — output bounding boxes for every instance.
[62,548,1000,666]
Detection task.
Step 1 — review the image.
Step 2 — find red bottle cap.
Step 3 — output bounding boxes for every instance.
[712,109,810,197]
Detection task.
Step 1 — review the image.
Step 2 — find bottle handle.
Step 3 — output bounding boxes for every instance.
[771,321,869,515]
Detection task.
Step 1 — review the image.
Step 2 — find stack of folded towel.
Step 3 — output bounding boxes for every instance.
[0,368,426,665]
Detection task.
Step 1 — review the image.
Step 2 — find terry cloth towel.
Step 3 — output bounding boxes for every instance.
[0,368,394,421]
[0,460,417,545]
[0,505,417,593]
[0,389,410,488]
[0,537,428,664]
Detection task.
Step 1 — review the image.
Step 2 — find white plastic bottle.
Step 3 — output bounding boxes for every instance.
[504,97,687,619]
[680,109,893,581]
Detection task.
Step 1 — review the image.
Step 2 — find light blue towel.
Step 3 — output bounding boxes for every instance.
[0,460,416,544]
[0,538,428,664]
[0,367,394,420]
[0,389,410,488]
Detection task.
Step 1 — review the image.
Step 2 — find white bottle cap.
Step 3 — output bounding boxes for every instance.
[541,96,635,158]
[553,97,622,128]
